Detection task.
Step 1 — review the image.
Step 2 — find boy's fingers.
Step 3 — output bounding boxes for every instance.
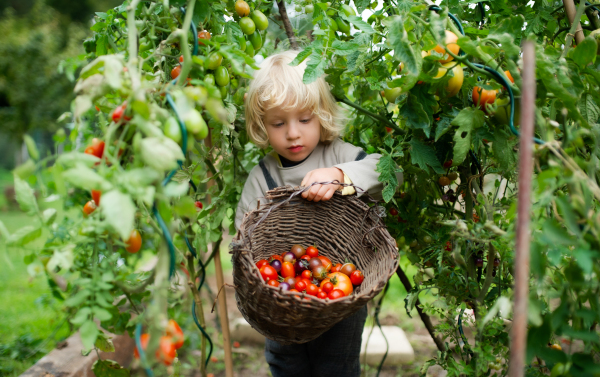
[321,188,335,202]
[312,185,330,202]
[305,185,320,201]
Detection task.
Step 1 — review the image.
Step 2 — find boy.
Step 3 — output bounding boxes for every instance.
[235,50,388,377]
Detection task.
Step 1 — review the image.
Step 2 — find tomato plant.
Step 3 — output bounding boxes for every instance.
[8,0,600,375]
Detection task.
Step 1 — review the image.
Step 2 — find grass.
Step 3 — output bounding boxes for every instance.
[0,207,71,376]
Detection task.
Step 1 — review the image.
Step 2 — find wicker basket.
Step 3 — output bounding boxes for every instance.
[230,185,399,345]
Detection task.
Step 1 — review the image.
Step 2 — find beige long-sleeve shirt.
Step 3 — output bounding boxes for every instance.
[235,138,395,230]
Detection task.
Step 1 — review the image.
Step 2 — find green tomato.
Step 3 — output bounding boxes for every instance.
[184,109,206,137]
[205,52,223,70]
[329,17,338,31]
[326,9,335,16]
[249,32,263,50]
[231,78,239,89]
[238,36,246,51]
[239,17,256,35]
[251,10,269,31]
[493,97,520,126]
[305,4,314,13]
[295,5,302,12]
[383,87,402,103]
[335,18,350,34]
[423,235,433,244]
[245,40,255,57]
[220,85,228,99]
[215,66,230,87]
[204,73,215,86]
[164,117,182,144]
[341,4,356,16]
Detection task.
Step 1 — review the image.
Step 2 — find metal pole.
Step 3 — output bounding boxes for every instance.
[508,40,536,377]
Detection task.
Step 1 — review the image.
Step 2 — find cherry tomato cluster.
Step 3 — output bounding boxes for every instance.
[134,319,184,366]
[256,244,365,300]
[234,0,268,57]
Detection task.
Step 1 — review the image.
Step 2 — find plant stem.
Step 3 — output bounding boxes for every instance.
[335,96,405,134]
[187,252,207,377]
[276,0,298,49]
[561,0,587,58]
[177,0,197,87]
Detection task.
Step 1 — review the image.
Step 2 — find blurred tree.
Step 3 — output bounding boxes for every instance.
[0,0,88,166]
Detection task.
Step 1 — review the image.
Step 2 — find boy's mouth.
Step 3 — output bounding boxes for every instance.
[288,145,303,153]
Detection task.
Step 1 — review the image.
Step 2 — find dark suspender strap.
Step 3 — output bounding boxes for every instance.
[355,150,367,161]
[259,159,278,190]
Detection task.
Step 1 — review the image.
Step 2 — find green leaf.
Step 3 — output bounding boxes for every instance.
[0,220,9,240]
[65,289,92,307]
[332,40,361,55]
[409,139,445,175]
[101,190,136,240]
[95,331,115,353]
[340,14,375,34]
[23,135,40,161]
[451,108,485,165]
[63,164,113,192]
[6,225,42,246]
[47,245,75,271]
[92,359,130,377]
[573,36,597,67]
[13,174,38,215]
[139,137,184,172]
[577,92,600,125]
[492,129,517,171]
[42,208,57,226]
[400,94,431,136]
[289,47,313,67]
[93,307,113,322]
[384,16,421,75]
[303,52,326,84]
[57,152,101,168]
[80,320,99,350]
[376,153,403,203]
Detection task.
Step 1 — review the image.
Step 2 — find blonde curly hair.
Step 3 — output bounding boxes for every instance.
[244,50,346,149]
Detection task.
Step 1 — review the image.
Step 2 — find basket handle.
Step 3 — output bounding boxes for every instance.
[244,180,383,247]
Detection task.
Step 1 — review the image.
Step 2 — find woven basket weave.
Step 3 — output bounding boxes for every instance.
[230,185,399,345]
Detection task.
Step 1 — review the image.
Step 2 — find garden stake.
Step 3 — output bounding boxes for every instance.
[205,128,234,377]
[563,0,586,45]
[508,40,536,377]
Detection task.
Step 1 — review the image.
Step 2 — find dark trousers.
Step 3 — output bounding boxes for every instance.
[264,305,368,377]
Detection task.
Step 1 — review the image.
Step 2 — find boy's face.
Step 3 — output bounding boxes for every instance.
[263,104,321,162]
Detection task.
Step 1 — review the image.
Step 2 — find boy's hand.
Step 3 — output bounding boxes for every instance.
[300,168,344,202]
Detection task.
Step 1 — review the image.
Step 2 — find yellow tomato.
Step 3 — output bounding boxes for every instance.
[434,62,464,97]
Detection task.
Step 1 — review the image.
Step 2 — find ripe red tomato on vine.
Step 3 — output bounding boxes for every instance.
[126,230,142,253]
[84,138,105,159]
[112,102,131,124]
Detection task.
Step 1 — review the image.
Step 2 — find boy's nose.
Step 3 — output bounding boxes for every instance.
[287,123,301,139]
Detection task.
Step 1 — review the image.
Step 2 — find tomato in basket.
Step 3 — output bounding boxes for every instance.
[306,245,319,258]
[256,259,269,269]
[260,265,278,282]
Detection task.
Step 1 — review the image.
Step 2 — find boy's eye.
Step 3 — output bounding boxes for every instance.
[300,118,311,123]
[273,122,284,127]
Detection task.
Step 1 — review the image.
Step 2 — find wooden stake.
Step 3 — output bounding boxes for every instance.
[508,40,536,377]
[205,129,234,377]
[563,0,585,45]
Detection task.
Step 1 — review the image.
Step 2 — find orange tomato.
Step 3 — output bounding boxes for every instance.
[281,262,295,278]
[472,86,497,110]
[83,200,97,216]
[126,230,142,253]
[166,319,184,349]
[171,66,181,80]
[156,336,177,366]
[432,30,460,63]
[321,272,353,296]
[198,30,211,46]
[133,333,150,359]
[318,256,332,271]
[504,70,515,84]
[331,263,342,273]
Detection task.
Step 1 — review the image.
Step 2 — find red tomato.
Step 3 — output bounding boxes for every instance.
[295,280,307,292]
[301,270,312,280]
[233,341,240,348]
[157,336,177,366]
[305,283,319,296]
[322,272,353,296]
[171,65,182,80]
[318,256,332,272]
[260,265,278,281]
[267,279,280,287]
[133,333,150,359]
[281,262,295,278]
[126,230,142,253]
[340,263,357,277]
[198,30,211,45]
[350,270,365,286]
[321,281,334,294]
[91,190,101,205]
[256,259,269,269]
[269,255,283,263]
[289,288,300,293]
[166,319,184,349]
[84,138,105,159]
[195,201,203,210]
[179,55,184,63]
[331,263,342,273]
[305,245,319,258]
[112,103,131,124]
[82,200,97,216]
[389,208,398,216]
[328,289,345,300]
[300,278,312,287]
[317,291,328,299]
[300,255,311,261]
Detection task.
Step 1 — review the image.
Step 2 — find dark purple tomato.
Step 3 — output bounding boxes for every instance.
[493,258,500,267]
[290,244,306,258]
[447,189,454,195]
[279,282,290,291]
[283,252,296,264]
[308,257,322,270]
[312,265,327,280]
[475,257,484,267]
[270,259,282,273]
[441,194,449,201]
[294,259,309,275]
[284,277,296,289]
